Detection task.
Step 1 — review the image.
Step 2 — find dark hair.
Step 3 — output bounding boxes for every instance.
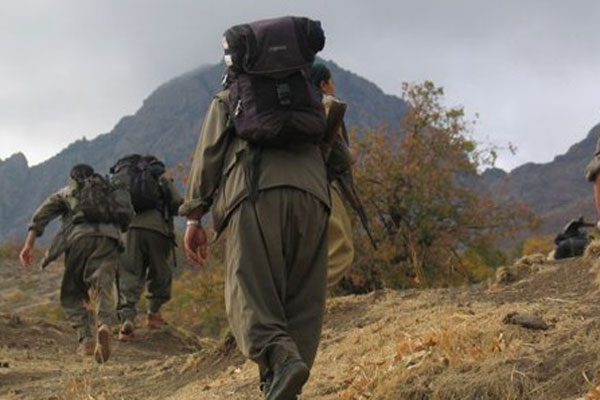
[70,164,94,181]
[310,63,331,88]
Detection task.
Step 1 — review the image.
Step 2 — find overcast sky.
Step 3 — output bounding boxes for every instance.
[1,0,599,171]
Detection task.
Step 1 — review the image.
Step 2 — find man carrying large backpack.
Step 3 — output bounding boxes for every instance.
[181,16,330,400]
[19,164,133,363]
[111,154,182,341]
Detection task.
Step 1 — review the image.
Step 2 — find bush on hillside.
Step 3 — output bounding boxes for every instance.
[345,81,538,290]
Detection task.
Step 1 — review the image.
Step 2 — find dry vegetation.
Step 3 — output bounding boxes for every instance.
[2,241,600,399]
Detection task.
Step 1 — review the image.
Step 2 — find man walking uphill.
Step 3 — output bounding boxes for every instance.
[112,154,183,340]
[311,63,356,290]
[180,16,330,400]
[19,164,133,363]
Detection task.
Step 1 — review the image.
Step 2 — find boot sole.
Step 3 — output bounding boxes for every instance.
[267,361,309,400]
[94,327,111,364]
[118,322,136,342]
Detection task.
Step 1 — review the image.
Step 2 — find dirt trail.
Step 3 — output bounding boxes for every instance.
[0,313,231,400]
[2,254,600,399]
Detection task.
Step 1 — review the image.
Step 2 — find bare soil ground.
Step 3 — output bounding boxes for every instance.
[2,252,600,399]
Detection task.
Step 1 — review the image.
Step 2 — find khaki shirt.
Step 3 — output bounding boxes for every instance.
[585,138,600,182]
[128,176,183,237]
[179,89,330,232]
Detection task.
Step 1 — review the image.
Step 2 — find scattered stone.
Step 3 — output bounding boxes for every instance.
[0,362,9,368]
[503,312,551,330]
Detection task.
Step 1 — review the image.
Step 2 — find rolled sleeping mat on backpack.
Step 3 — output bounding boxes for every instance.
[222,16,325,75]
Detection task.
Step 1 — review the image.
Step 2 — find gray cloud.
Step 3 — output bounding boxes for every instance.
[1,0,599,170]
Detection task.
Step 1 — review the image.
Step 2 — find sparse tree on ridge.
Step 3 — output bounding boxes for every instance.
[348,81,538,289]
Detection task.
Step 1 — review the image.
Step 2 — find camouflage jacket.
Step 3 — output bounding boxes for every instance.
[29,180,132,268]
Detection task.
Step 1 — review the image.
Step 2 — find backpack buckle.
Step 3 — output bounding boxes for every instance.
[276,83,291,106]
[234,99,243,117]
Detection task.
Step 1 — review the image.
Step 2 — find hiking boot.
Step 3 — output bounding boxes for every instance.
[118,320,135,342]
[94,324,111,364]
[146,312,166,329]
[76,340,95,356]
[266,359,309,400]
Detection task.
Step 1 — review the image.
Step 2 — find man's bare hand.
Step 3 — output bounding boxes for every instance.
[19,231,37,268]
[183,224,208,266]
[19,244,34,268]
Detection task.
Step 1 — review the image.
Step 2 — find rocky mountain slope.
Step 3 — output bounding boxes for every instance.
[2,246,600,399]
[482,123,600,236]
[2,55,598,242]
[0,60,408,242]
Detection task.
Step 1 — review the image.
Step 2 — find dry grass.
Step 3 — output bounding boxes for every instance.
[494,253,549,285]
[317,256,600,400]
[585,239,600,260]
[314,295,540,400]
[61,376,97,400]
[162,267,227,337]
[0,241,20,259]
[3,241,600,399]
[586,385,600,399]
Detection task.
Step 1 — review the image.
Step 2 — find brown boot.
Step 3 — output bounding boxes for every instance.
[118,320,135,342]
[146,312,166,329]
[94,324,111,364]
[76,340,95,356]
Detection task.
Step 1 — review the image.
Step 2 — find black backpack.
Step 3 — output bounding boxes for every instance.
[223,16,327,147]
[110,154,166,213]
[71,173,119,224]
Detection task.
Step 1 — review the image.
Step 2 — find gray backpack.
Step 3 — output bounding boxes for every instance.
[222,16,327,147]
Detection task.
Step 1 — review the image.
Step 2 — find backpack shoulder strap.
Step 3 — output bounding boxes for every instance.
[214,90,234,131]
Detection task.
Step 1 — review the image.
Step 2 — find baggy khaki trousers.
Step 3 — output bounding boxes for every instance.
[224,188,329,372]
[61,236,119,342]
[326,187,354,289]
[117,228,173,322]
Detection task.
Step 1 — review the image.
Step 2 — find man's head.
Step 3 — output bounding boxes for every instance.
[311,63,335,96]
[70,164,94,181]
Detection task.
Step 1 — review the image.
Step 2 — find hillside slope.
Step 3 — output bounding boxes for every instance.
[2,251,600,399]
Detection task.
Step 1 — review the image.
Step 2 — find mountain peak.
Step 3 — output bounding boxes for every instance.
[0,61,408,241]
[0,152,28,168]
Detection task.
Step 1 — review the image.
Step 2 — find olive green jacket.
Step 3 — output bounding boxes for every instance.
[128,176,183,237]
[179,90,330,231]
